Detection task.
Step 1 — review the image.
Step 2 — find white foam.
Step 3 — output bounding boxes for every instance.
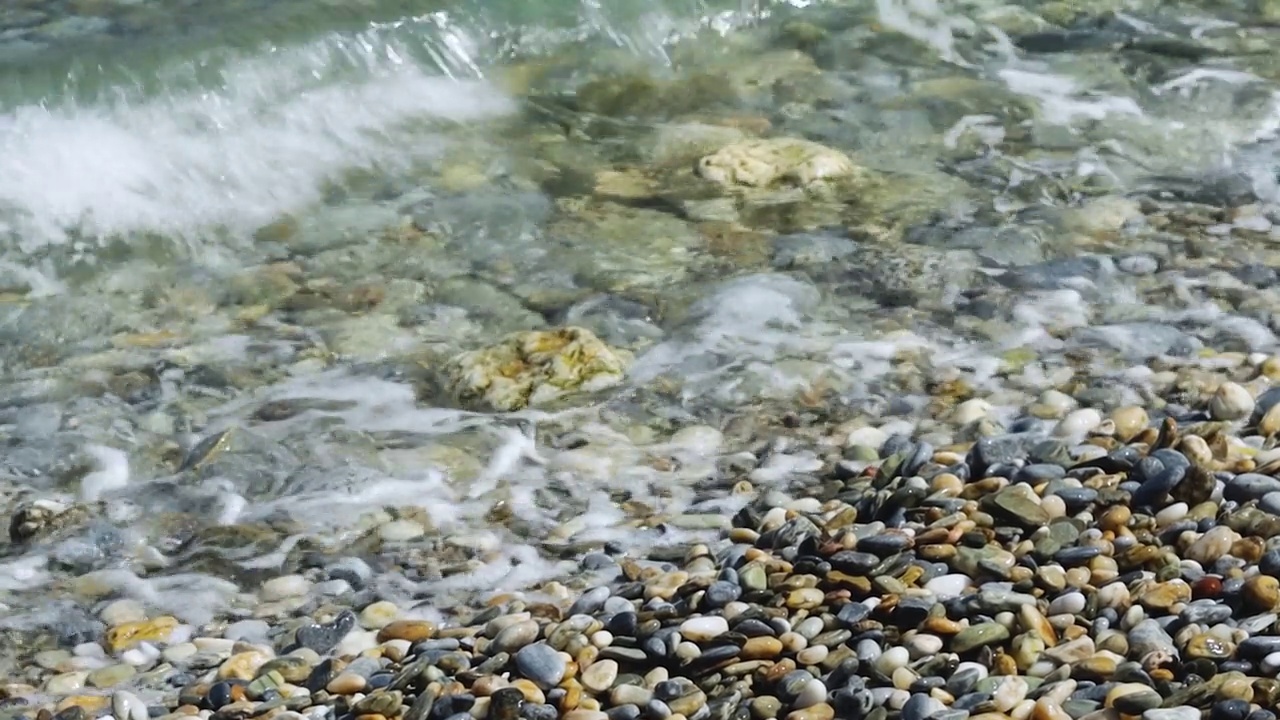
[0,29,515,254]
[1155,68,1264,96]
[79,445,131,502]
[875,0,970,66]
[629,273,821,383]
[468,424,547,499]
[998,68,1144,125]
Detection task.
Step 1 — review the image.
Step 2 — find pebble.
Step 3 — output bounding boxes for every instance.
[515,643,568,688]
[99,600,147,626]
[86,663,135,688]
[679,616,729,641]
[358,601,400,629]
[13,325,1280,720]
[111,691,148,720]
[260,575,312,602]
[1210,381,1255,420]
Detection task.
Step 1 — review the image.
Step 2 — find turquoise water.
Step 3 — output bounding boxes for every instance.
[6,0,1280,621]
[0,0,786,272]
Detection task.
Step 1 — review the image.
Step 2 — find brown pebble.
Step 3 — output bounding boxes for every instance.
[509,679,546,704]
[1031,698,1072,720]
[1243,575,1280,611]
[921,617,962,635]
[103,616,179,653]
[1139,580,1190,610]
[326,672,366,695]
[1217,673,1254,702]
[218,651,271,681]
[376,620,435,644]
[1109,406,1148,442]
[560,680,583,712]
[741,636,784,660]
[472,675,508,696]
[1072,655,1116,680]
[1098,506,1130,533]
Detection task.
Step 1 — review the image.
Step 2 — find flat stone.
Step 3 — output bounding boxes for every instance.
[103,616,179,654]
[514,643,567,688]
[989,485,1050,525]
[953,623,1010,653]
[679,616,729,642]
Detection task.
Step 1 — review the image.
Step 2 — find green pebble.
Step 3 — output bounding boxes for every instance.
[750,695,783,720]
[952,622,1010,653]
[87,664,136,689]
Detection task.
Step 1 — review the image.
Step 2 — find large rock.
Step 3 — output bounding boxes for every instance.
[695,137,863,190]
[447,327,631,411]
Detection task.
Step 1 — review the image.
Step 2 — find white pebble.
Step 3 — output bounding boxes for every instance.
[786,497,824,513]
[99,599,147,626]
[378,520,426,542]
[225,620,271,643]
[993,676,1029,712]
[924,574,970,600]
[905,634,943,658]
[333,629,379,657]
[1027,660,1057,678]
[112,691,148,720]
[1048,592,1086,616]
[119,647,156,667]
[168,625,195,645]
[760,507,789,531]
[846,426,887,450]
[1262,651,1280,675]
[358,601,400,629]
[1039,390,1077,415]
[668,425,724,456]
[679,616,729,642]
[74,642,107,659]
[162,643,198,663]
[873,646,910,676]
[314,580,353,596]
[1210,381,1255,421]
[951,398,993,425]
[1155,502,1189,527]
[1053,408,1102,439]
[794,678,827,709]
[260,574,312,602]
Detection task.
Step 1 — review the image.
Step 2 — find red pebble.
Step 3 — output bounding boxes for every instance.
[1192,576,1222,599]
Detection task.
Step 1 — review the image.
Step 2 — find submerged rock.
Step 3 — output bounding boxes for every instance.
[696,137,862,190]
[447,326,631,411]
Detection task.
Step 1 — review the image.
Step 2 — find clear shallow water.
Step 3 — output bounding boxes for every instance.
[6,0,1280,635]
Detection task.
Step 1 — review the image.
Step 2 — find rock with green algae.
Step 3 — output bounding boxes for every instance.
[447,326,631,411]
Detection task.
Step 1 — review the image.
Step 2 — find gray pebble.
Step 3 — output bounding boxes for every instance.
[515,643,567,688]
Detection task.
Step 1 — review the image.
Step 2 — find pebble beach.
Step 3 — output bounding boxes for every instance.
[7,2,1280,720]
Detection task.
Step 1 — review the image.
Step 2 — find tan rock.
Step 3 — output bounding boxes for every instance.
[696,138,860,189]
[103,616,179,654]
[448,327,631,411]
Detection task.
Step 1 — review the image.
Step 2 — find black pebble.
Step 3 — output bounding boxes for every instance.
[206,682,233,710]
[1212,700,1251,720]
[295,609,356,654]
